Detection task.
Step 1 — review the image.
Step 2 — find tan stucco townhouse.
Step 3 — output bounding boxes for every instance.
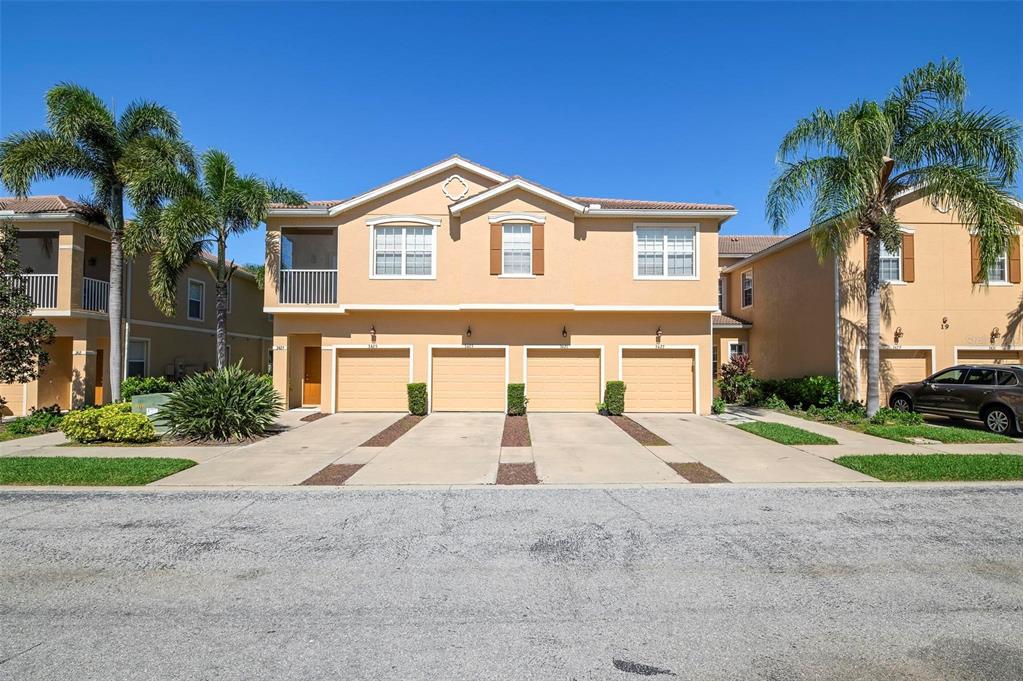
[264,156,737,415]
[715,190,1023,402]
[0,196,272,417]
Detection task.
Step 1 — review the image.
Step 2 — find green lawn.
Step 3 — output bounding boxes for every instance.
[0,457,195,486]
[836,454,1023,481]
[735,421,838,445]
[863,424,1015,444]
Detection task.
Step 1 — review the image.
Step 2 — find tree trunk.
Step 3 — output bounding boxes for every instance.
[864,234,882,416]
[215,230,228,369]
[107,185,125,403]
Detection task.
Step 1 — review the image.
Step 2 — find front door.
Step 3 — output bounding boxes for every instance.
[94,349,105,405]
[302,347,321,407]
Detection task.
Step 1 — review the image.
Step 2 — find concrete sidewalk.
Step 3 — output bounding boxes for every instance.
[631,413,875,483]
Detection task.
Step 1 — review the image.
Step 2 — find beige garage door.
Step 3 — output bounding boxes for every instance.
[336,348,410,412]
[0,383,26,418]
[957,349,1023,365]
[431,348,506,411]
[621,349,695,413]
[859,349,931,401]
[526,348,601,412]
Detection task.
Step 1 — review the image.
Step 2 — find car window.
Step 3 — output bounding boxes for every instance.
[930,369,966,384]
[996,371,1019,387]
[965,369,997,386]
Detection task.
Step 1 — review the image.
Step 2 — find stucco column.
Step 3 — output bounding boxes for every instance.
[320,346,333,413]
[70,337,96,409]
[57,225,83,310]
[271,334,289,410]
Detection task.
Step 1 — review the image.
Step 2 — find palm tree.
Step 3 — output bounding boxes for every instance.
[128,149,303,369]
[766,59,1021,415]
[0,83,194,402]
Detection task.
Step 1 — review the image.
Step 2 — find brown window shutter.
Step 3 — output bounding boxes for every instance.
[970,235,983,283]
[901,233,915,283]
[1010,235,1021,284]
[532,224,544,275]
[863,235,868,267]
[490,223,502,275]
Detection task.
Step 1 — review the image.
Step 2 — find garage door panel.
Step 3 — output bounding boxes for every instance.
[527,349,601,412]
[860,349,930,401]
[337,348,410,412]
[622,349,695,413]
[432,348,505,412]
[957,350,1023,365]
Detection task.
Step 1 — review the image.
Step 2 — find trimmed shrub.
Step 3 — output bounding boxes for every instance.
[162,363,283,441]
[603,381,626,416]
[121,376,176,401]
[711,396,727,415]
[759,375,839,409]
[60,407,105,442]
[507,383,527,416]
[870,406,924,426]
[101,411,156,442]
[61,403,154,443]
[407,383,428,416]
[718,354,760,405]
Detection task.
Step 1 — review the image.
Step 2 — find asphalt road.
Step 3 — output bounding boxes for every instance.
[2,485,1022,680]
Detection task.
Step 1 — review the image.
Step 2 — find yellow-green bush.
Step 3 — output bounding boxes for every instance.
[61,403,155,443]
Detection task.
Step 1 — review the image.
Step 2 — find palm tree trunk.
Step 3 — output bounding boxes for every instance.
[107,185,124,403]
[215,229,228,369]
[865,234,882,416]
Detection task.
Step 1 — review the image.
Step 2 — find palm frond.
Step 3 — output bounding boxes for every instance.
[117,100,182,141]
[45,83,118,157]
[0,131,96,196]
[200,149,237,203]
[885,58,967,134]
[765,156,855,232]
[266,180,305,207]
[777,108,841,160]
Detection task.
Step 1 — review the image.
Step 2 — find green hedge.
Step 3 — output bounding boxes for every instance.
[759,375,839,409]
[603,381,626,416]
[507,383,527,415]
[121,376,176,402]
[61,403,156,443]
[407,383,428,416]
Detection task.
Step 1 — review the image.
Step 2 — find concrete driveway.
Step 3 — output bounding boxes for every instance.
[153,412,401,486]
[630,413,875,483]
[344,412,503,485]
[531,413,682,484]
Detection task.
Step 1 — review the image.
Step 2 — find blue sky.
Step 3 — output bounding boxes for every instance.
[3,1,1021,265]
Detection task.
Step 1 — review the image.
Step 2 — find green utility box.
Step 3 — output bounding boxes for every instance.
[131,392,173,434]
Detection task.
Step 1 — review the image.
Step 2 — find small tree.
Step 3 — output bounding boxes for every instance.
[717,353,759,405]
[0,220,56,388]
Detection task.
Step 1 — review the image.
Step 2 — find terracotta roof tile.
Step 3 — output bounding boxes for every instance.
[713,313,751,327]
[0,195,87,214]
[718,235,787,255]
[574,196,736,211]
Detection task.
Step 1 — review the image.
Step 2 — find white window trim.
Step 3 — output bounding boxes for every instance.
[879,240,903,284]
[740,270,753,309]
[488,213,546,225]
[368,223,438,280]
[718,277,727,312]
[127,337,150,378]
[501,223,533,277]
[187,278,205,321]
[987,250,1010,284]
[728,341,747,361]
[633,223,700,280]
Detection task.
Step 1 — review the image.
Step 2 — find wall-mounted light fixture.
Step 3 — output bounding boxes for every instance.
[466,325,472,338]
[893,326,904,345]
[655,326,663,342]
[370,324,376,336]
[991,327,1001,344]
[562,326,568,338]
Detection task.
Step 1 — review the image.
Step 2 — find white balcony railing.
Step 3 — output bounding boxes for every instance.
[278,269,337,305]
[82,277,109,312]
[8,273,58,309]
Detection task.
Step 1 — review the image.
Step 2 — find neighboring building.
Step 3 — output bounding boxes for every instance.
[264,156,737,415]
[717,190,1023,402]
[0,196,272,417]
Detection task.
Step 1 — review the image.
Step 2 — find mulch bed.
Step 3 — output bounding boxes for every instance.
[608,415,670,446]
[360,414,426,447]
[497,462,539,485]
[502,415,531,447]
[300,412,328,423]
[301,463,364,485]
[669,462,730,483]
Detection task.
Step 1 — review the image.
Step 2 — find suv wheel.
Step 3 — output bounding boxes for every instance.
[983,406,1016,436]
[890,394,912,412]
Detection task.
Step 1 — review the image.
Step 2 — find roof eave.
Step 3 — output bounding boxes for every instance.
[722,228,813,273]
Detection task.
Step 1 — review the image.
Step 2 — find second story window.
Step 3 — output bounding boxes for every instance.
[718,278,725,311]
[989,250,1009,283]
[502,224,532,275]
[372,225,435,278]
[634,226,697,279]
[187,279,205,321]
[741,270,753,308]
[879,240,902,282]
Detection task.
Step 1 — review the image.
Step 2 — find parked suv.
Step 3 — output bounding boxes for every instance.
[889,365,1023,435]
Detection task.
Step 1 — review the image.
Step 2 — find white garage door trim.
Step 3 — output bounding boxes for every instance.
[328,344,413,413]
[953,345,1023,364]
[855,345,935,400]
[618,344,701,415]
[428,344,509,414]
[523,345,605,411]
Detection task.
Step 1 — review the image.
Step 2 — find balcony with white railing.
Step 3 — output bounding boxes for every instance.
[9,274,59,310]
[82,277,109,312]
[278,269,338,305]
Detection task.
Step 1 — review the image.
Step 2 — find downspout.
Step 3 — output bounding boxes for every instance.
[833,253,842,402]
[122,259,132,381]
